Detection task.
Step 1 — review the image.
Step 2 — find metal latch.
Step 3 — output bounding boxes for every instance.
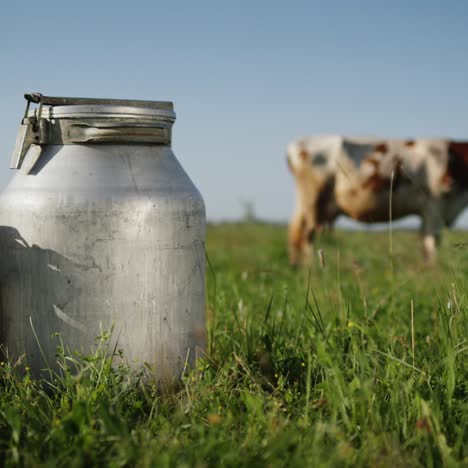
[10,93,49,172]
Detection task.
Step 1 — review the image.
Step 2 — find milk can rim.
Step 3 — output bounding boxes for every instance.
[28,105,176,121]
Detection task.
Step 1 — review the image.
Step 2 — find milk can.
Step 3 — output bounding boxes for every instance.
[0,93,206,383]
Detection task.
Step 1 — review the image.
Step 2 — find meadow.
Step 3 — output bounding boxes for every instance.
[0,223,467,467]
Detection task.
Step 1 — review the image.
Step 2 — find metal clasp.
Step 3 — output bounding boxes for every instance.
[10,93,48,172]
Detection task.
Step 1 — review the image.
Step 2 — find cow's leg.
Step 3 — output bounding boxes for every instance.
[420,200,444,264]
[300,208,317,264]
[288,212,306,266]
[288,208,317,266]
[325,221,335,232]
[422,235,437,263]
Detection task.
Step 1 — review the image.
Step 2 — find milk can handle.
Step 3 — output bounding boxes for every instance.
[67,122,170,144]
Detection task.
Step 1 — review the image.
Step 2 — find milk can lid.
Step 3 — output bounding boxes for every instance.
[23,93,176,121]
[10,93,177,171]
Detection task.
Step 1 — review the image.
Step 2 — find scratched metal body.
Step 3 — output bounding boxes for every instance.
[0,96,206,383]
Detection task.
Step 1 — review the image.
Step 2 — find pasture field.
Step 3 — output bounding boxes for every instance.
[1,223,467,467]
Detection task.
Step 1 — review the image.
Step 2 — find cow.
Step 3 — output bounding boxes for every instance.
[287,135,468,265]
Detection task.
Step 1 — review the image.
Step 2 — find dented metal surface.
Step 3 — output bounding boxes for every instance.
[0,94,206,383]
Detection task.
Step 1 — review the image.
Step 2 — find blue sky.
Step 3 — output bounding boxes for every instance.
[1,0,467,225]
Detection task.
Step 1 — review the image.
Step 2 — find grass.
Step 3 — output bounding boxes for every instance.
[1,223,467,467]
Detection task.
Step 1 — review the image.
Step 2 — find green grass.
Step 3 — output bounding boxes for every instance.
[1,223,467,467]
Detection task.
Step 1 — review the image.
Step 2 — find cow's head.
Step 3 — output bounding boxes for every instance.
[286,141,310,175]
[287,137,337,177]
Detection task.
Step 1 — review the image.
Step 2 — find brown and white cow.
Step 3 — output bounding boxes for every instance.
[287,136,468,264]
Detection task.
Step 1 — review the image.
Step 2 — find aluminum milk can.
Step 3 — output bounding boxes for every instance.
[0,93,206,383]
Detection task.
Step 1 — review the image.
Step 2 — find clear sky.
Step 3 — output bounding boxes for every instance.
[1,0,467,226]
